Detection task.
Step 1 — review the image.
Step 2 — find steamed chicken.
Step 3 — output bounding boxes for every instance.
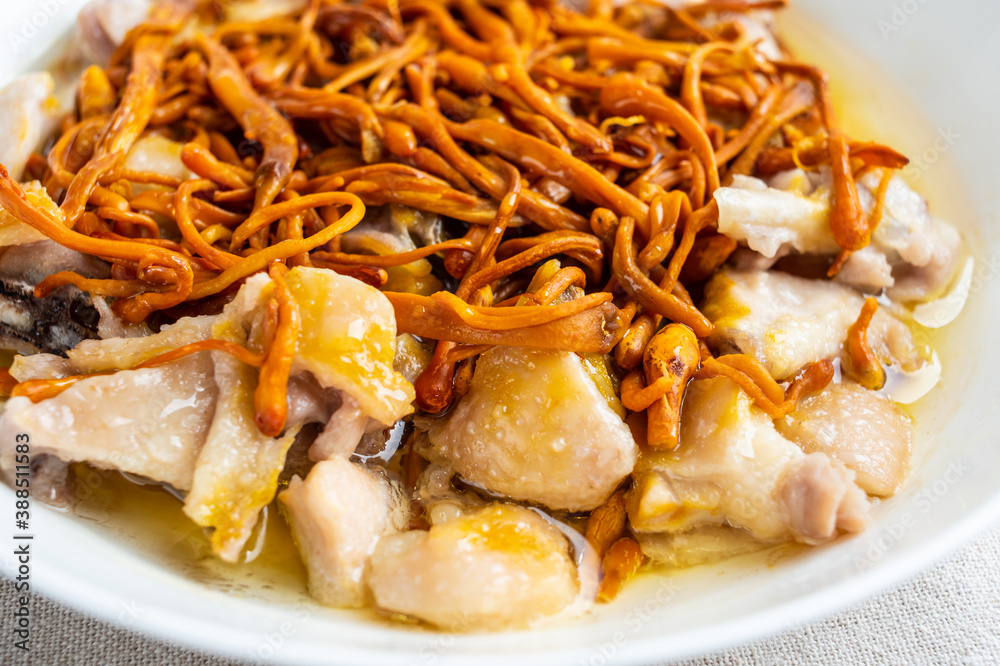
[0,0,968,631]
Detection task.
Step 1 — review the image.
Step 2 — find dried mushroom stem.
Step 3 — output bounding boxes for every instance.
[642,324,701,449]
[597,537,645,602]
[253,264,302,437]
[844,297,887,391]
[585,487,630,558]
[614,311,661,371]
[695,356,836,419]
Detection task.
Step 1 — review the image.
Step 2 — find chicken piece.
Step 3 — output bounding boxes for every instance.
[279,458,408,607]
[2,291,225,499]
[180,268,407,561]
[283,374,373,463]
[776,381,912,497]
[125,134,196,187]
[283,268,415,428]
[858,171,963,303]
[238,267,416,460]
[2,266,414,549]
[183,353,298,562]
[0,182,59,247]
[780,453,871,542]
[715,172,838,259]
[307,394,367,462]
[340,206,442,296]
[728,246,781,273]
[425,347,638,512]
[78,0,154,63]
[835,245,895,294]
[283,374,326,425]
[222,0,309,22]
[393,333,432,384]
[60,314,213,372]
[628,377,870,544]
[0,74,62,181]
[0,239,108,355]
[92,297,152,340]
[703,267,925,381]
[636,525,765,568]
[715,169,963,302]
[7,354,74,382]
[369,505,581,630]
[0,353,217,491]
[412,463,490,527]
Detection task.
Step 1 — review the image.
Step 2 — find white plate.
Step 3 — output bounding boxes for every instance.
[2,1,999,664]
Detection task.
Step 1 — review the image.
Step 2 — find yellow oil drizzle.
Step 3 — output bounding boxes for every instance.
[70,466,308,601]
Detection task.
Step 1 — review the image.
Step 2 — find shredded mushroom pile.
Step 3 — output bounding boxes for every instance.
[0,0,904,427]
[0,0,921,605]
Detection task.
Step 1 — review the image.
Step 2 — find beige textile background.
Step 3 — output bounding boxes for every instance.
[1,520,999,665]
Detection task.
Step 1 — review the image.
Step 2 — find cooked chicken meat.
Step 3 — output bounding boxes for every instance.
[0,267,415,563]
[125,134,196,191]
[0,353,217,491]
[0,75,62,181]
[369,504,582,630]
[0,182,57,247]
[425,346,637,512]
[776,381,912,496]
[629,377,870,544]
[716,174,836,258]
[222,0,309,22]
[636,525,765,568]
[306,394,368,462]
[703,267,926,380]
[392,333,432,384]
[340,205,443,297]
[412,463,490,526]
[78,0,154,63]
[280,457,408,607]
[62,315,213,371]
[183,353,298,562]
[283,268,414,429]
[715,169,962,301]
[780,452,871,542]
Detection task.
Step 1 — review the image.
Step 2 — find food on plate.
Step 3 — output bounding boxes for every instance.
[369,503,590,630]
[0,0,966,631]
